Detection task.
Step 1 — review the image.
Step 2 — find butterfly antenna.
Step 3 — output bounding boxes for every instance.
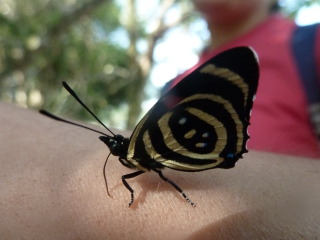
[62,81,116,136]
[39,110,110,136]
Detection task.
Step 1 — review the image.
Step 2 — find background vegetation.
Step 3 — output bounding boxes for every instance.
[0,0,319,129]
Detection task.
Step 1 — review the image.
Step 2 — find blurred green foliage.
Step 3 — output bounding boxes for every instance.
[0,0,132,126]
[0,0,318,129]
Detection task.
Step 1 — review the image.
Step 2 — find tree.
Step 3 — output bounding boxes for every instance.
[123,0,193,128]
[0,0,131,124]
[0,0,318,129]
[0,0,193,129]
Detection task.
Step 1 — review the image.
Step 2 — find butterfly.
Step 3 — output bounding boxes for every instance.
[40,46,259,207]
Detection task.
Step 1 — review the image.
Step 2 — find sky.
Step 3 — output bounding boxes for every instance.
[295,2,320,25]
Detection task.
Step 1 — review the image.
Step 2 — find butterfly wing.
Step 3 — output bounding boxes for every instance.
[127,47,259,172]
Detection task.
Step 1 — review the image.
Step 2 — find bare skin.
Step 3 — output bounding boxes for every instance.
[1,102,320,239]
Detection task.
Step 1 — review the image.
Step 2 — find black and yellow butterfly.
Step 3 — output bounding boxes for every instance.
[40,46,259,207]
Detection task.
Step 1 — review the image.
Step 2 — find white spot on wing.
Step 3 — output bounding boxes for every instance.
[178,117,187,125]
[196,142,207,148]
[202,132,209,138]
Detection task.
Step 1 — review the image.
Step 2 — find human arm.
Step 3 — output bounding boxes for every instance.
[1,102,319,239]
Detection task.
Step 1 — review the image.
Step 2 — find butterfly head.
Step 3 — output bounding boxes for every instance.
[99,134,129,158]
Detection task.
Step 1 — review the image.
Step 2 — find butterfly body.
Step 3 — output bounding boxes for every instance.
[40,47,259,207]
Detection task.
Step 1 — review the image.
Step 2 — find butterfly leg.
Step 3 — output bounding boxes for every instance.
[153,169,196,207]
[122,170,144,207]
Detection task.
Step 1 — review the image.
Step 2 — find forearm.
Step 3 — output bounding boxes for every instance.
[1,102,319,239]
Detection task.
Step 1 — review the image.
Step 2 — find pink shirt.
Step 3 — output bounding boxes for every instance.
[173,14,320,158]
